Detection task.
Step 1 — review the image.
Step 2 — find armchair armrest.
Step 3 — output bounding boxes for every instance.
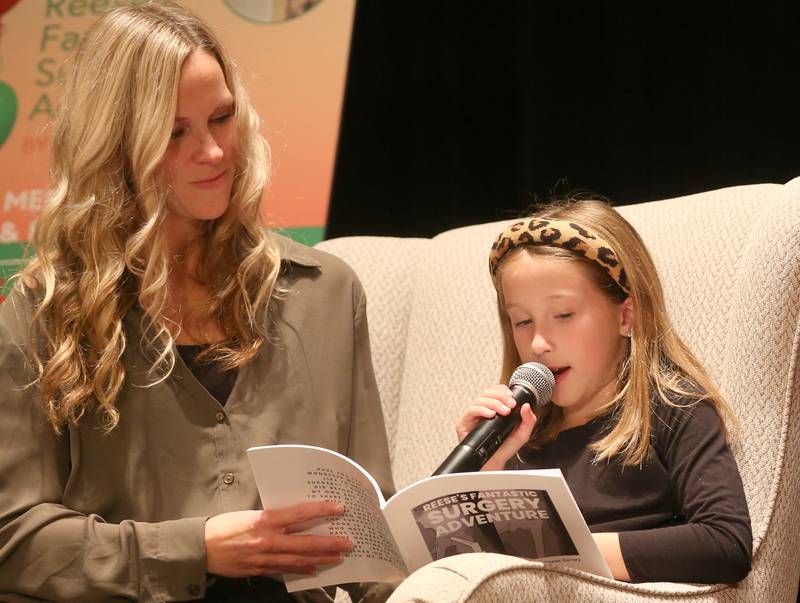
[388,553,732,602]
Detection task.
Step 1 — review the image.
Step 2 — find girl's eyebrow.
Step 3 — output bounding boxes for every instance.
[505,292,579,309]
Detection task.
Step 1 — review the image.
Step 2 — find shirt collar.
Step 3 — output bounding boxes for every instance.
[124,233,321,340]
[274,232,322,269]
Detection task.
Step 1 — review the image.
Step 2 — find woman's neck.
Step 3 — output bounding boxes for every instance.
[162,229,227,345]
[163,213,204,271]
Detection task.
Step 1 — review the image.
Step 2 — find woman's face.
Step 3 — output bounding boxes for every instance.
[161,50,236,239]
[501,251,633,429]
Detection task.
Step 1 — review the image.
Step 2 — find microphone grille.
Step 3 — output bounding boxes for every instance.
[509,362,555,407]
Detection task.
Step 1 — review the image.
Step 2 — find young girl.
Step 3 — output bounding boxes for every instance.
[457,198,752,584]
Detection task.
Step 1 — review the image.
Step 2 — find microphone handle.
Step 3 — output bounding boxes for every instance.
[432,397,524,476]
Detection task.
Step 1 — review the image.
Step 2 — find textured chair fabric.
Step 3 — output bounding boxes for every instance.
[316,178,800,602]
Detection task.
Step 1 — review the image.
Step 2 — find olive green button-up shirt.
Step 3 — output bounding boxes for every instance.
[0,238,395,602]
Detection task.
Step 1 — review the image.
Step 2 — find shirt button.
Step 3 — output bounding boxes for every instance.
[222,472,235,485]
[215,411,225,423]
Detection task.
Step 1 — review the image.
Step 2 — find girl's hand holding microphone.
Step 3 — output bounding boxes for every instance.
[456,384,538,472]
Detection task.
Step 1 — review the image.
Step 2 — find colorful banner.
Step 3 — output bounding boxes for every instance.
[0,0,355,296]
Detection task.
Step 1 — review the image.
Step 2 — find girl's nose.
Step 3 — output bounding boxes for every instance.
[530,331,552,356]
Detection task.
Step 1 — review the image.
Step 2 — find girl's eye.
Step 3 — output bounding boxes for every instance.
[513,319,532,328]
[170,127,185,140]
[556,312,573,320]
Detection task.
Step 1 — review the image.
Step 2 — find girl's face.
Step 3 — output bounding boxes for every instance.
[501,252,633,429]
[161,50,236,242]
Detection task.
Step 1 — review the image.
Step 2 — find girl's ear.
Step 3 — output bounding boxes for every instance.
[619,296,635,337]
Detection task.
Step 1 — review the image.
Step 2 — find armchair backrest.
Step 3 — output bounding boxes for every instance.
[317,179,800,597]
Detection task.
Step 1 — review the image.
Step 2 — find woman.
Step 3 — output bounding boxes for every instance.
[0,2,393,601]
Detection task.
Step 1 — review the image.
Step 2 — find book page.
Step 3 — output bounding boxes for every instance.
[382,470,612,578]
[247,445,408,592]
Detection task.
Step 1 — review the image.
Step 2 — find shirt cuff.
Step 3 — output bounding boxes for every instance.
[138,516,209,601]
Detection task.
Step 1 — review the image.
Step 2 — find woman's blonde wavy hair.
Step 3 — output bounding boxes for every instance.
[495,198,737,466]
[20,0,283,432]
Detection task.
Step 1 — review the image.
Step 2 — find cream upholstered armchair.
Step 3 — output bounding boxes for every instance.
[316,178,800,602]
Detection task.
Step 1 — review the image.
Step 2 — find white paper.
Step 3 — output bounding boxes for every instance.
[247,445,612,591]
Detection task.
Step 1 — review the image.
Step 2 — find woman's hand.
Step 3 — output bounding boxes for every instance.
[205,501,353,577]
[456,384,537,471]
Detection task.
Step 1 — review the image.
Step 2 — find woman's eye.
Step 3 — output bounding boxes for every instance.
[556,312,573,320]
[513,319,532,328]
[170,127,185,140]
[211,113,233,124]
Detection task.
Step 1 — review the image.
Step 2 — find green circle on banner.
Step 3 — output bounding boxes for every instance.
[224,0,325,23]
[0,81,17,148]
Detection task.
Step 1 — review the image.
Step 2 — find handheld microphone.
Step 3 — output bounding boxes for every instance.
[432,363,555,476]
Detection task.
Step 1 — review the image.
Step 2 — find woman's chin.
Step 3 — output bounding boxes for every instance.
[185,203,231,223]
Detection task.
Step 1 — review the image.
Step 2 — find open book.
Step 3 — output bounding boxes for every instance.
[247,444,612,592]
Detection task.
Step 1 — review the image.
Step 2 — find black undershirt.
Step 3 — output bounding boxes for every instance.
[177,345,238,406]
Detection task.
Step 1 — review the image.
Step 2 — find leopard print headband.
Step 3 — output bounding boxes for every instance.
[489,218,629,294]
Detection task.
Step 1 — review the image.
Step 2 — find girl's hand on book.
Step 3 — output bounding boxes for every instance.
[205,501,353,577]
[592,532,631,581]
[456,385,537,471]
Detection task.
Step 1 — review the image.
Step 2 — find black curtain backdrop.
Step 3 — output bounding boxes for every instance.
[327,2,799,239]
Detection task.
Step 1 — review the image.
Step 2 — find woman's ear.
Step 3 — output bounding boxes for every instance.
[619,296,634,338]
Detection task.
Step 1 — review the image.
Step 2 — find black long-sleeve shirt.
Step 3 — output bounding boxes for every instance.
[507,399,752,583]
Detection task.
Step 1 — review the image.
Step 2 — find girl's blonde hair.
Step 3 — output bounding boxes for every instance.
[495,198,736,465]
[20,1,282,432]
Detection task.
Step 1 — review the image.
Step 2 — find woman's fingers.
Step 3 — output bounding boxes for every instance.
[261,500,344,529]
[205,504,353,577]
[260,531,352,555]
[258,502,352,553]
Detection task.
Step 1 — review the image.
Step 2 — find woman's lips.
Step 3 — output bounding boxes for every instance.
[191,170,226,187]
